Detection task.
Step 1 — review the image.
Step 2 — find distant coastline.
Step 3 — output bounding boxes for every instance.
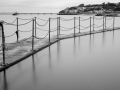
[58,2,120,16]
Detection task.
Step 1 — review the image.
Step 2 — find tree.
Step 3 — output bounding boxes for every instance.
[79,4,84,7]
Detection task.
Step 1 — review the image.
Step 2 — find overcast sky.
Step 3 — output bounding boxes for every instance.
[0,0,120,13]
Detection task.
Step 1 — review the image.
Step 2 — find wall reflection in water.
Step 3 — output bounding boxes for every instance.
[112,30,114,45]
[102,31,106,48]
[32,55,37,84]
[73,37,76,57]
[48,46,52,70]
[57,40,61,62]
[0,70,8,90]
[3,70,8,90]
[89,34,95,52]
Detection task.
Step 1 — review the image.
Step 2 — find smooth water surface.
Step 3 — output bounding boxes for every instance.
[0,29,120,90]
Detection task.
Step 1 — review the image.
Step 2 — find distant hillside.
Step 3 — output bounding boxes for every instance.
[58,2,120,15]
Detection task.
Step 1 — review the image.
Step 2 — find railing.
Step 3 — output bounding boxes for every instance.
[0,16,117,66]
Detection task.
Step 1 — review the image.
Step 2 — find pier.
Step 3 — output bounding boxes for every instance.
[0,16,120,71]
[12,12,58,15]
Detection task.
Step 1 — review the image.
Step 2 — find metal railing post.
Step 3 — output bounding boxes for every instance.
[49,18,51,43]
[16,17,19,41]
[35,17,37,37]
[103,16,104,32]
[90,17,91,34]
[79,17,80,33]
[93,16,94,31]
[0,21,7,66]
[57,17,59,38]
[105,16,106,30]
[113,17,115,30]
[32,19,34,51]
[59,17,60,35]
[74,17,76,37]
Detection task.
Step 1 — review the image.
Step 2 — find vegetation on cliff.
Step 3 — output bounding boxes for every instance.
[58,2,120,15]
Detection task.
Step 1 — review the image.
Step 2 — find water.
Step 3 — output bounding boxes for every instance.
[0,14,120,90]
[0,29,120,90]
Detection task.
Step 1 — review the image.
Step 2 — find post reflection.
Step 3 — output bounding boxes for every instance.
[93,33,94,47]
[102,32,106,48]
[32,55,37,84]
[3,70,8,90]
[73,37,76,57]
[17,62,22,71]
[112,30,114,45]
[89,34,92,52]
[57,40,61,62]
[78,36,80,50]
[48,46,52,70]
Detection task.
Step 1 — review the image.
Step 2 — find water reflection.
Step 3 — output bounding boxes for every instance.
[93,33,94,47]
[73,37,76,57]
[32,55,37,84]
[78,36,80,50]
[17,62,22,71]
[57,40,61,62]
[48,46,52,70]
[102,32,106,48]
[3,70,8,90]
[112,30,114,45]
[89,34,92,52]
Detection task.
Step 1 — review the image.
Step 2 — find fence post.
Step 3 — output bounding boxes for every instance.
[49,18,51,43]
[90,17,91,34]
[105,16,106,30]
[32,19,34,51]
[0,21,7,66]
[74,17,76,37]
[35,17,36,37]
[59,17,60,36]
[16,17,19,41]
[93,16,94,31]
[103,16,104,32]
[57,17,59,38]
[113,17,115,30]
[79,17,80,33]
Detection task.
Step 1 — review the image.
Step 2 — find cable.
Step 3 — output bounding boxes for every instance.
[106,24,114,28]
[18,20,32,26]
[94,17,103,20]
[94,24,103,28]
[60,26,74,30]
[36,27,49,31]
[60,17,74,21]
[106,17,113,20]
[80,25,91,28]
[35,32,49,40]
[4,22,17,26]
[4,20,32,26]
[50,18,57,21]
[18,17,33,20]
[36,17,48,21]
[18,29,32,32]
[36,20,49,27]
[10,18,17,24]
[4,32,16,38]
[79,17,90,21]
[50,28,57,32]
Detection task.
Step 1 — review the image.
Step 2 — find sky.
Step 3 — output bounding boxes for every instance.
[0,0,120,13]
